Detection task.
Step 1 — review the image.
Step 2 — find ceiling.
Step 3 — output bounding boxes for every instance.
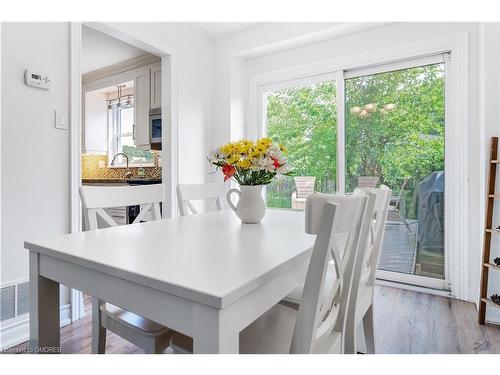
[82,25,149,74]
[189,22,256,38]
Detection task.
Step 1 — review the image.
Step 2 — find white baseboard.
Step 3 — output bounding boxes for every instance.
[468,285,479,306]
[0,304,72,350]
[376,279,453,298]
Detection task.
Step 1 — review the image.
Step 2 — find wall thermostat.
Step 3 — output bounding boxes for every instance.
[24,69,51,90]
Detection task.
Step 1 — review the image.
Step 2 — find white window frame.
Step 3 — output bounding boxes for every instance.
[106,105,154,168]
[249,33,468,298]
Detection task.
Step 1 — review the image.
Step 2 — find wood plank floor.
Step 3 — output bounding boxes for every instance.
[8,286,500,354]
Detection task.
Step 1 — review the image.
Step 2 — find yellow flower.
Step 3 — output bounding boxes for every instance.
[227,154,240,164]
[279,143,287,154]
[255,144,267,155]
[235,140,252,155]
[248,150,260,159]
[258,137,272,146]
[237,158,252,169]
[220,144,233,155]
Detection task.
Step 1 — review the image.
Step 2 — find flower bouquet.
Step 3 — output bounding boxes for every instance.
[208,137,292,223]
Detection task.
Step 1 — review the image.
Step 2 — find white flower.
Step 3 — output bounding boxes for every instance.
[254,156,276,172]
[208,148,224,163]
[276,164,289,174]
[267,144,284,159]
[268,143,280,153]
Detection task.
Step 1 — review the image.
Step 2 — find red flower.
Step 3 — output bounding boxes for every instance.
[222,164,236,182]
[271,156,280,169]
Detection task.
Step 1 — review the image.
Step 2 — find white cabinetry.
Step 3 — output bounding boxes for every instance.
[83,90,108,154]
[150,63,162,110]
[133,67,151,149]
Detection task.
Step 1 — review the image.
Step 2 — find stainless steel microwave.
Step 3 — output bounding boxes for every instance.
[149,108,161,144]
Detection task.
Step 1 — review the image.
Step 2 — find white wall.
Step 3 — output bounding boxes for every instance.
[82,25,147,74]
[1,22,70,306]
[480,23,500,323]
[213,22,499,314]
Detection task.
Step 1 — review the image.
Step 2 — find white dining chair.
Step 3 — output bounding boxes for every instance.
[280,191,374,306]
[79,184,172,354]
[344,185,392,354]
[168,191,375,353]
[176,182,227,216]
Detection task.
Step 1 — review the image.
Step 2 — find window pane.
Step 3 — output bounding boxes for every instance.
[108,106,154,166]
[121,140,154,164]
[345,63,445,279]
[265,81,337,209]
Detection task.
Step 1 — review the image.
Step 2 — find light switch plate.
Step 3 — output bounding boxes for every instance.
[54,110,67,130]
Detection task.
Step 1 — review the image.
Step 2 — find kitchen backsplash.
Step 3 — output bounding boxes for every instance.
[81,152,162,180]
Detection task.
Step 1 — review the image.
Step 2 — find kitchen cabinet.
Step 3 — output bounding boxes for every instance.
[134,67,151,149]
[150,63,162,110]
[83,90,108,154]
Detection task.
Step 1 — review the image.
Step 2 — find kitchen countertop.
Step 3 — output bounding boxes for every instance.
[82,178,162,184]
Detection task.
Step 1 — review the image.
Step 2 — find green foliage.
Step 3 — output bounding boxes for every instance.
[345,64,445,194]
[266,64,445,214]
[122,145,154,163]
[266,82,337,200]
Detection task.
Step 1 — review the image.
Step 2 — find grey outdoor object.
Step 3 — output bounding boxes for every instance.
[414,171,444,253]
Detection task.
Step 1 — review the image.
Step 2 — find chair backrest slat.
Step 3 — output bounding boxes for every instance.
[177,183,227,216]
[291,191,375,354]
[354,185,392,285]
[357,176,380,188]
[79,184,164,230]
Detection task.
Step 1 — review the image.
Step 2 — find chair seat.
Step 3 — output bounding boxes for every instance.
[170,303,341,354]
[100,303,170,337]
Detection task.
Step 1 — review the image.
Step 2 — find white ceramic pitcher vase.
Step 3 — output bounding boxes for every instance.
[226,185,266,223]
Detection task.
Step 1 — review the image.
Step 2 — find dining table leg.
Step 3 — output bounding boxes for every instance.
[29,252,61,353]
[192,303,239,354]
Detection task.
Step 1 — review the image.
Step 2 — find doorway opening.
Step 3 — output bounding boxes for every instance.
[69,22,177,323]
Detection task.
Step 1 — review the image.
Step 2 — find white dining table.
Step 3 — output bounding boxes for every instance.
[25,209,315,354]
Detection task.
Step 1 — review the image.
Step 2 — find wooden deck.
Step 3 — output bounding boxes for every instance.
[379,220,419,274]
[5,286,500,354]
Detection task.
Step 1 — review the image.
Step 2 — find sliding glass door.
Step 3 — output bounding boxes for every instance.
[260,54,448,290]
[344,56,447,286]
